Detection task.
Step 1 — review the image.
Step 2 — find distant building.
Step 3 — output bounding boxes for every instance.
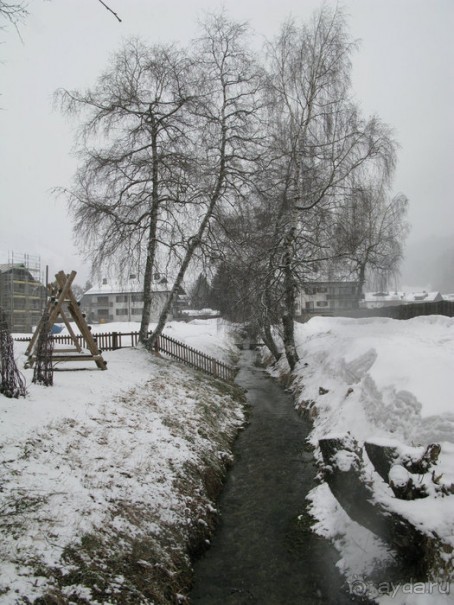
[361,291,443,309]
[80,274,188,324]
[296,280,361,318]
[180,308,220,320]
[0,255,47,333]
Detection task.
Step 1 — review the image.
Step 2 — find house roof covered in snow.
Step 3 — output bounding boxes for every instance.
[363,291,443,305]
[84,277,170,296]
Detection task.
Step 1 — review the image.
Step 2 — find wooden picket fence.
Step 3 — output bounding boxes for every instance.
[15,330,237,383]
[154,333,236,383]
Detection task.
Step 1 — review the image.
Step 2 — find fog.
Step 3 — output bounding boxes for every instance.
[0,0,452,289]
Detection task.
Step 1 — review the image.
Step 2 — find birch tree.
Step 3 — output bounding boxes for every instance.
[56,40,195,342]
[146,13,263,348]
[264,7,397,369]
[332,182,409,293]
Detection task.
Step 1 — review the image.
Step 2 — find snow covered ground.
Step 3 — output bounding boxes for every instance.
[277,316,454,604]
[0,319,244,604]
[4,315,454,603]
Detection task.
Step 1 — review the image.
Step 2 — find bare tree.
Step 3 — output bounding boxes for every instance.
[56,40,195,342]
[146,13,263,349]
[332,181,409,294]
[0,0,27,27]
[96,0,121,22]
[263,7,397,369]
[203,180,286,361]
[0,1,121,32]
[190,273,213,310]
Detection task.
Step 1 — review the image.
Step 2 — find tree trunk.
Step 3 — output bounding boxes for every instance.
[281,226,299,371]
[147,234,201,350]
[139,228,157,344]
[139,126,160,344]
[261,321,281,362]
[148,138,227,350]
[357,261,367,299]
[282,312,298,371]
[364,441,441,482]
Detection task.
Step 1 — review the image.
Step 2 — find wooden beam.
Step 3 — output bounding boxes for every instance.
[58,305,82,353]
[26,270,107,371]
[55,271,107,370]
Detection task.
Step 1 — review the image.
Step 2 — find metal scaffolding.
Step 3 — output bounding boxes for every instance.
[0,252,47,333]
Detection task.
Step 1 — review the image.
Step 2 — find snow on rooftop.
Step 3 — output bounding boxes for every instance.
[363,290,442,304]
[84,277,170,295]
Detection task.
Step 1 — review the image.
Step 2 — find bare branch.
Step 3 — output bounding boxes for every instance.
[97,0,122,23]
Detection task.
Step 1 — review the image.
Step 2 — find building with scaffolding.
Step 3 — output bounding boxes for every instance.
[0,253,47,333]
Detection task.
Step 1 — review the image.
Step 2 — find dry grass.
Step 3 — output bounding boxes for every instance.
[6,360,246,605]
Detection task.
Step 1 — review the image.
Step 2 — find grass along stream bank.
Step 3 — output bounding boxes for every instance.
[1,323,246,604]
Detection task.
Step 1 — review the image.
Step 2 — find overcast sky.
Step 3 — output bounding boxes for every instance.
[1,0,453,286]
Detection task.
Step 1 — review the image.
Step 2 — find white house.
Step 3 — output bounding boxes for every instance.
[361,291,443,309]
[80,275,187,324]
[296,280,361,318]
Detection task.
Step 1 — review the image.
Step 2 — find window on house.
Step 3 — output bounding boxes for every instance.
[131,294,143,303]
[97,309,109,317]
[305,302,314,309]
[97,296,109,304]
[116,309,128,316]
[316,301,328,307]
[116,295,128,303]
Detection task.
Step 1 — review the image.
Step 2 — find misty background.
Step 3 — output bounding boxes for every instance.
[0,0,453,291]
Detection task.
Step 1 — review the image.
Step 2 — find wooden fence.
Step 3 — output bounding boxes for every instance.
[15,330,237,383]
[340,300,454,321]
[154,333,236,383]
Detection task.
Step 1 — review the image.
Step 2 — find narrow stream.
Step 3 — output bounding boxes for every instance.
[190,351,362,605]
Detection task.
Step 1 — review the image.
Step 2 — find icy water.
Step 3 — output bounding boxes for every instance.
[190,351,362,605]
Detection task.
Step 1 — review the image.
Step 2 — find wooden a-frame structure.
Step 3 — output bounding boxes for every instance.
[25,270,107,370]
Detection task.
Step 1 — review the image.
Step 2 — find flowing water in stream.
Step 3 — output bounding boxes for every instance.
[190,351,363,605]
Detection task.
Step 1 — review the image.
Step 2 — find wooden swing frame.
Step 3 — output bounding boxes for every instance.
[25,270,107,370]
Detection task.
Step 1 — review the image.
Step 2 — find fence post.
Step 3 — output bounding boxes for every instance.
[211,359,217,378]
[154,336,160,356]
[112,332,118,350]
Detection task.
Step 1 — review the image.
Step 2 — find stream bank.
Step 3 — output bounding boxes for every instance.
[190,351,363,604]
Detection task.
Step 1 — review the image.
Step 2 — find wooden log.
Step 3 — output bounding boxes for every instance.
[365,441,441,483]
[388,465,429,500]
[319,435,429,577]
[55,271,107,370]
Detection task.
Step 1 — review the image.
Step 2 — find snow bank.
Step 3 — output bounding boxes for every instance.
[293,316,454,444]
[285,315,454,602]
